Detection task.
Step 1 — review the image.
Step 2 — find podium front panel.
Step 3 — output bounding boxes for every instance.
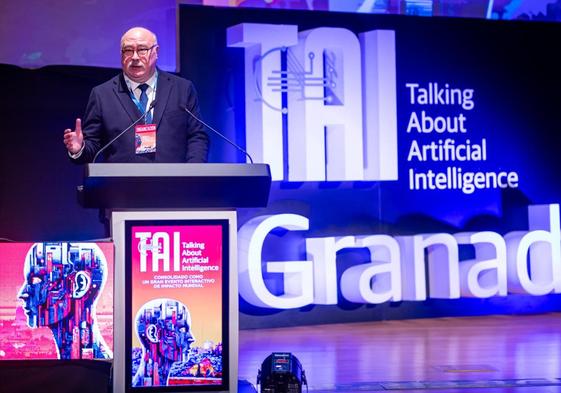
[112,210,238,393]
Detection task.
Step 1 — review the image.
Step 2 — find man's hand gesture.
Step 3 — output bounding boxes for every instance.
[63,118,84,154]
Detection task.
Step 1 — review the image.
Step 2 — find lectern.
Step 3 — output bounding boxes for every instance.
[80,163,271,393]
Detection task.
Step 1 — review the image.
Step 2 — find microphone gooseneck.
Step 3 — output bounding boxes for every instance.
[183,106,254,164]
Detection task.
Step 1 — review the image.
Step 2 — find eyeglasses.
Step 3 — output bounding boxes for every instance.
[121,44,157,58]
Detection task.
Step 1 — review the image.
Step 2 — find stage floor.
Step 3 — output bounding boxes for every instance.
[238,313,561,392]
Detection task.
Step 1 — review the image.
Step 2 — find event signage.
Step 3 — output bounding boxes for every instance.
[238,204,561,308]
[125,221,228,389]
[227,22,521,196]
[178,5,561,321]
[227,24,398,182]
[222,19,555,311]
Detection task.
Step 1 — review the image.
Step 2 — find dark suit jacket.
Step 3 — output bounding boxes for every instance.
[73,70,209,163]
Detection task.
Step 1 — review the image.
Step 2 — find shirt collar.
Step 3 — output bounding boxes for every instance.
[123,71,158,92]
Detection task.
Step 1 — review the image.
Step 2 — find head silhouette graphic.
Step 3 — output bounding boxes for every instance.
[18,242,111,359]
[133,298,195,386]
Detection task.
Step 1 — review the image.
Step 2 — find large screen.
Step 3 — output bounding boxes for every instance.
[179,5,561,327]
[124,220,229,391]
[0,242,113,360]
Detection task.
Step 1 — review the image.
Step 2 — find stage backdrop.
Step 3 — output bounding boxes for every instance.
[1,6,561,331]
[178,5,561,328]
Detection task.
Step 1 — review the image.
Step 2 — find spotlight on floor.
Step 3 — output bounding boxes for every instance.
[257,352,307,393]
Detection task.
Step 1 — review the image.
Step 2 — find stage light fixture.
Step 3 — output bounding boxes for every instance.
[257,352,307,393]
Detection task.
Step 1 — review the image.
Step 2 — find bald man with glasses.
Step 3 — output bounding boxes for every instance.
[63,27,209,163]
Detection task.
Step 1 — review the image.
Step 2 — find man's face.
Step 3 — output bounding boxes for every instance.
[18,251,47,328]
[121,28,159,83]
[18,247,64,327]
[161,323,194,361]
[137,299,195,361]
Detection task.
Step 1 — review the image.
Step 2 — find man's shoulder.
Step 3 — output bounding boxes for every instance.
[158,70,194,88]
[92,73,123,92]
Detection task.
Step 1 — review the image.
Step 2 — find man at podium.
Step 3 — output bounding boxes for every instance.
[63,27,209,163]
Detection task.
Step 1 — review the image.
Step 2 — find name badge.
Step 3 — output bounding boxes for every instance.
[135,124,157,154]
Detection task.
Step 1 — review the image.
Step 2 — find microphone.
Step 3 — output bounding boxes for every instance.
[92,100,157,163]
[184,106,254,164]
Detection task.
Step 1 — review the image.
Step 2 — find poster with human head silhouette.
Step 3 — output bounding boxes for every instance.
[0,242,113,360]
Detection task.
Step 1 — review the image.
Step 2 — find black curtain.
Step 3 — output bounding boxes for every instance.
[0,64,119,241]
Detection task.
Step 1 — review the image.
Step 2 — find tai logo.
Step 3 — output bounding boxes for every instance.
[228,23,398,182]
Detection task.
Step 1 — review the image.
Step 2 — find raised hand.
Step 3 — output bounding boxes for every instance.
[63,118,84,154]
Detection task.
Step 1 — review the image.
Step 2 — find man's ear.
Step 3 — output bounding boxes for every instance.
[146,323,161,344]
[72,271,91,299]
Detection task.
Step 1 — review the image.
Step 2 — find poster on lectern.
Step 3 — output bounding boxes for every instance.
[124,220,229,391]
